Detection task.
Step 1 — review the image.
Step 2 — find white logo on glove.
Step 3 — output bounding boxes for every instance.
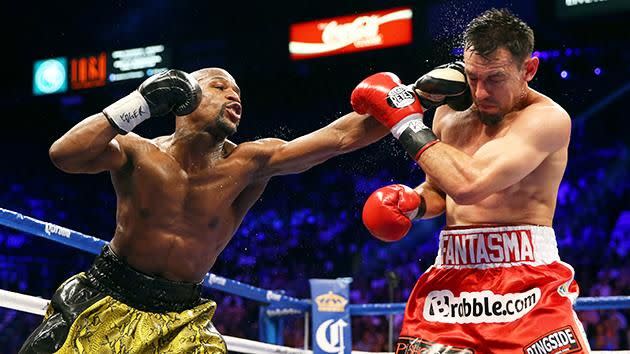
[387,86,416,108]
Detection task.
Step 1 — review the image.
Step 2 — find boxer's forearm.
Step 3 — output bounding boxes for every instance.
[49,114,121,171]
[329,112,390,153]
[256,112,390,178]
[414,180,446,219]
[418,142,483,205]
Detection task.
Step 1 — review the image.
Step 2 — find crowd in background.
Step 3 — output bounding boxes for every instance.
[0,128,627,351]
[1,28,628,350]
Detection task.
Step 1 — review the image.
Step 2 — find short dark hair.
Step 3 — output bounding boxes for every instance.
[463,8,534,63]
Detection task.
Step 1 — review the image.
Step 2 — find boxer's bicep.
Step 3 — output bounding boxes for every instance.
[60,136,130,174]
[49,114,130,174]
[81,137,130,174]
[472,135,545,193]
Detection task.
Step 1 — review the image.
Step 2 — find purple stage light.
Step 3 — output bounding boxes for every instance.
[560,70,569,79]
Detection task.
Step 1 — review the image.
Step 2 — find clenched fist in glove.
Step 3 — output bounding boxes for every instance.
[362,184,424,242]
[351,72,439,160]
[103,69,202,134]
[413,61,472,111]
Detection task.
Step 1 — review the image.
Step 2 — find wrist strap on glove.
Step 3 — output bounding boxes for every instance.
[390,114,439,160]
[103,91,151,134]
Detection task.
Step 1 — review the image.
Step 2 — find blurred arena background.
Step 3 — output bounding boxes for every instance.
[1,0,629,352]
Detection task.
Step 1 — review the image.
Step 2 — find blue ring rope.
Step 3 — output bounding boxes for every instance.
[0,207,310,313]
[2,207,628,316]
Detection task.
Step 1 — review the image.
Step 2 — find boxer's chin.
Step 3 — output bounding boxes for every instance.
[216,117,237,137]
[478,111,503,126]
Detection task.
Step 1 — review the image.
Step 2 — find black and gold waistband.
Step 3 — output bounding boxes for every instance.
[85,244,202,313]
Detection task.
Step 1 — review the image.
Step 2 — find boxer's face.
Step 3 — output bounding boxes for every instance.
[190,68,242,138]
[464,47,535,125]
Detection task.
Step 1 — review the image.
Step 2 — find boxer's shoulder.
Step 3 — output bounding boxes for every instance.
[433,105,476,138]
[523,89,570,119]
[117,132,155,149]
[105,132,155,161]
[517,98,570,130]
[228,138,287,159]
[510,99,571,151]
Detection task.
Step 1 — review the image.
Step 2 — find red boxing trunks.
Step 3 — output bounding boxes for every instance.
[396,225,591,354]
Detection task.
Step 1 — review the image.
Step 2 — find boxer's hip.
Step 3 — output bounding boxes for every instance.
[19,244,227,354]
[397,224,590,354]
[85,244,203,313]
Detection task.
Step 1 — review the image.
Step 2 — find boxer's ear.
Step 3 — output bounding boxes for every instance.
[522,56,539,82]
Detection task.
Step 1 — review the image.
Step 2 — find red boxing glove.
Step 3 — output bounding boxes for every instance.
[362,184,422,242]
[351,73,438,159]
[351,72,424,129]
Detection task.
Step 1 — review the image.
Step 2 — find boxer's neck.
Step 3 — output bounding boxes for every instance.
[169,130,226,170]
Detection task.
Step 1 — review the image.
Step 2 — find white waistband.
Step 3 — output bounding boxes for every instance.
[434,225,559,269]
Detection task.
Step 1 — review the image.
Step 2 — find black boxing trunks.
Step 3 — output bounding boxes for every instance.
[19,244,226,354]
[396,225,591,354]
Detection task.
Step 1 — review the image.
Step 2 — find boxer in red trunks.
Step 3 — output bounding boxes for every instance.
[352,8,590,354]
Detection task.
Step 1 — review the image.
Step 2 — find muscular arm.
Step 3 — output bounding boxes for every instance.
[252,112,389,179]
[413,176,446,219]
[48,113,128,174]
[418,105,570,205]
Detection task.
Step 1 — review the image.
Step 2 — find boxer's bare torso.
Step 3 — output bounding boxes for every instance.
[108,134,272,282]
[431,89,570,226]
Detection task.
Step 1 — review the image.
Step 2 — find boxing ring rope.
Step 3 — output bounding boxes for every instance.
[0,291,389,354]
[1,206,630,354]
[0,207,310,313]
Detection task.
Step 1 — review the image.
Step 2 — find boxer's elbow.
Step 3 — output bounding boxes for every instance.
[49,141,68,170]
[49,141,81,173]
[449,180,488,205]
[451,189,480,205]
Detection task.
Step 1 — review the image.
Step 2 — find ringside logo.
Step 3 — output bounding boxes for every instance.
[207,274,227,286]
[315,291,348,312]
[265,308,303,316]
[524,326,582,354]
[289,7,413,60]
[266,290,282,302]
[395,336,474,354]
[316,319,348,354]
[423,288,540,323]
[44,223,72,238]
